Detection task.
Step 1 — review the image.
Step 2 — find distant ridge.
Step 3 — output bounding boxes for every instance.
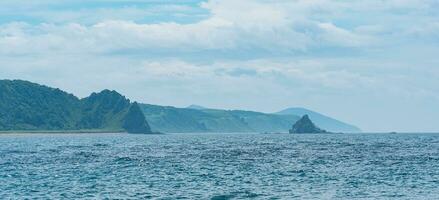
[141,104,299,133]
[276,107,361,133]
[186,105,207,110]
[0,80,360,134]
[142,104,360,133]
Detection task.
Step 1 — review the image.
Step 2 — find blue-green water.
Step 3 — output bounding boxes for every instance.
[0,133,438,199]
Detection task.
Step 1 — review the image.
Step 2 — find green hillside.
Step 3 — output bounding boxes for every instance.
[0,80,152,133]
[0,79,359,134]
[141,104,300,133]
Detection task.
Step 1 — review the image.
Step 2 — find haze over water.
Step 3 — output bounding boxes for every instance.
[1,133,438,199]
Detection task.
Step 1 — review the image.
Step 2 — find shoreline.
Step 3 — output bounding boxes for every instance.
[1,131,438,135]
[0,130,125,134]
[0,130,164,135]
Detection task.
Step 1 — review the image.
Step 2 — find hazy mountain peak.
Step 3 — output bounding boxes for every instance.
[187,105,207,110]
[278,107,317,115]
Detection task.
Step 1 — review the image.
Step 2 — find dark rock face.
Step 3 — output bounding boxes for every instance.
[277,107,361,133]
[78,90,132,130]
[123,102,152,134]
[289,115,327,134]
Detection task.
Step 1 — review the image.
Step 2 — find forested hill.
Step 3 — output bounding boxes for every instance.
[0,80,152,133]
[140,105,360,133]
[141,104,300,133]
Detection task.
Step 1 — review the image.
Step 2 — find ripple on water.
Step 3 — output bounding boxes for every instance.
[0,133,438,199]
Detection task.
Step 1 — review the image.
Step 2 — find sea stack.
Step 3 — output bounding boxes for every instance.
[123,102,153,134]
[289,115,327,134]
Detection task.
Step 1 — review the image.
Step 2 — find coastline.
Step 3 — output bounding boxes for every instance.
[0,129,164,135]
[0,129,125,134]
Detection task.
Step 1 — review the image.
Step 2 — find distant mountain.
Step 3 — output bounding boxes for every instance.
[186,104,207,110]
[141,104,299,133]
[277,107,361,133]
[0,79,360,134]
[0,80,152,133]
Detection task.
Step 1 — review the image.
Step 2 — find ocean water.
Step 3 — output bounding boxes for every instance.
[0,133,438,199]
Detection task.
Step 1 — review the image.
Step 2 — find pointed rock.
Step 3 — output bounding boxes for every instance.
[123,102,152,134]
[289,115,327,134]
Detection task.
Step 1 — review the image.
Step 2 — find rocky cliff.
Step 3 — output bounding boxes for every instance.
[289,115,328,134]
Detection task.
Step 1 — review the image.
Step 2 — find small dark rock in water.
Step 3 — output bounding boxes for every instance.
[289,115,328,134]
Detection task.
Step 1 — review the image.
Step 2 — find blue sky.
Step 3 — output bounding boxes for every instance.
[1,0,439,132]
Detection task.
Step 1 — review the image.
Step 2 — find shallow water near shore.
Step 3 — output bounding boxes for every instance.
[1,133,438,199]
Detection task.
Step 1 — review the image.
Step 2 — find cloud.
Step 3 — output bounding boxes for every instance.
[1,0,437,58]
[317,22,374,47]
[1,0,395,56]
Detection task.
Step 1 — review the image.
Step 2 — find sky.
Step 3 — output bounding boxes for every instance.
[1,0,439,132]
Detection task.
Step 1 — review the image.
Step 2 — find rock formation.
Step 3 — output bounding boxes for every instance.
[123,102,152,134]
[289,115,327,134]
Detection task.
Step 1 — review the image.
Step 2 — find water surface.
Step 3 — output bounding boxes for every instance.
[0,133,438,199]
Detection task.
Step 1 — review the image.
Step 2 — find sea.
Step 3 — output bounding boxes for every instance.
[0,133,438,199]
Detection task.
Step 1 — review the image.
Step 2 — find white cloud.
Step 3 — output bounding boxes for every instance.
[1,0,396,56]
[317,22,375,47]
